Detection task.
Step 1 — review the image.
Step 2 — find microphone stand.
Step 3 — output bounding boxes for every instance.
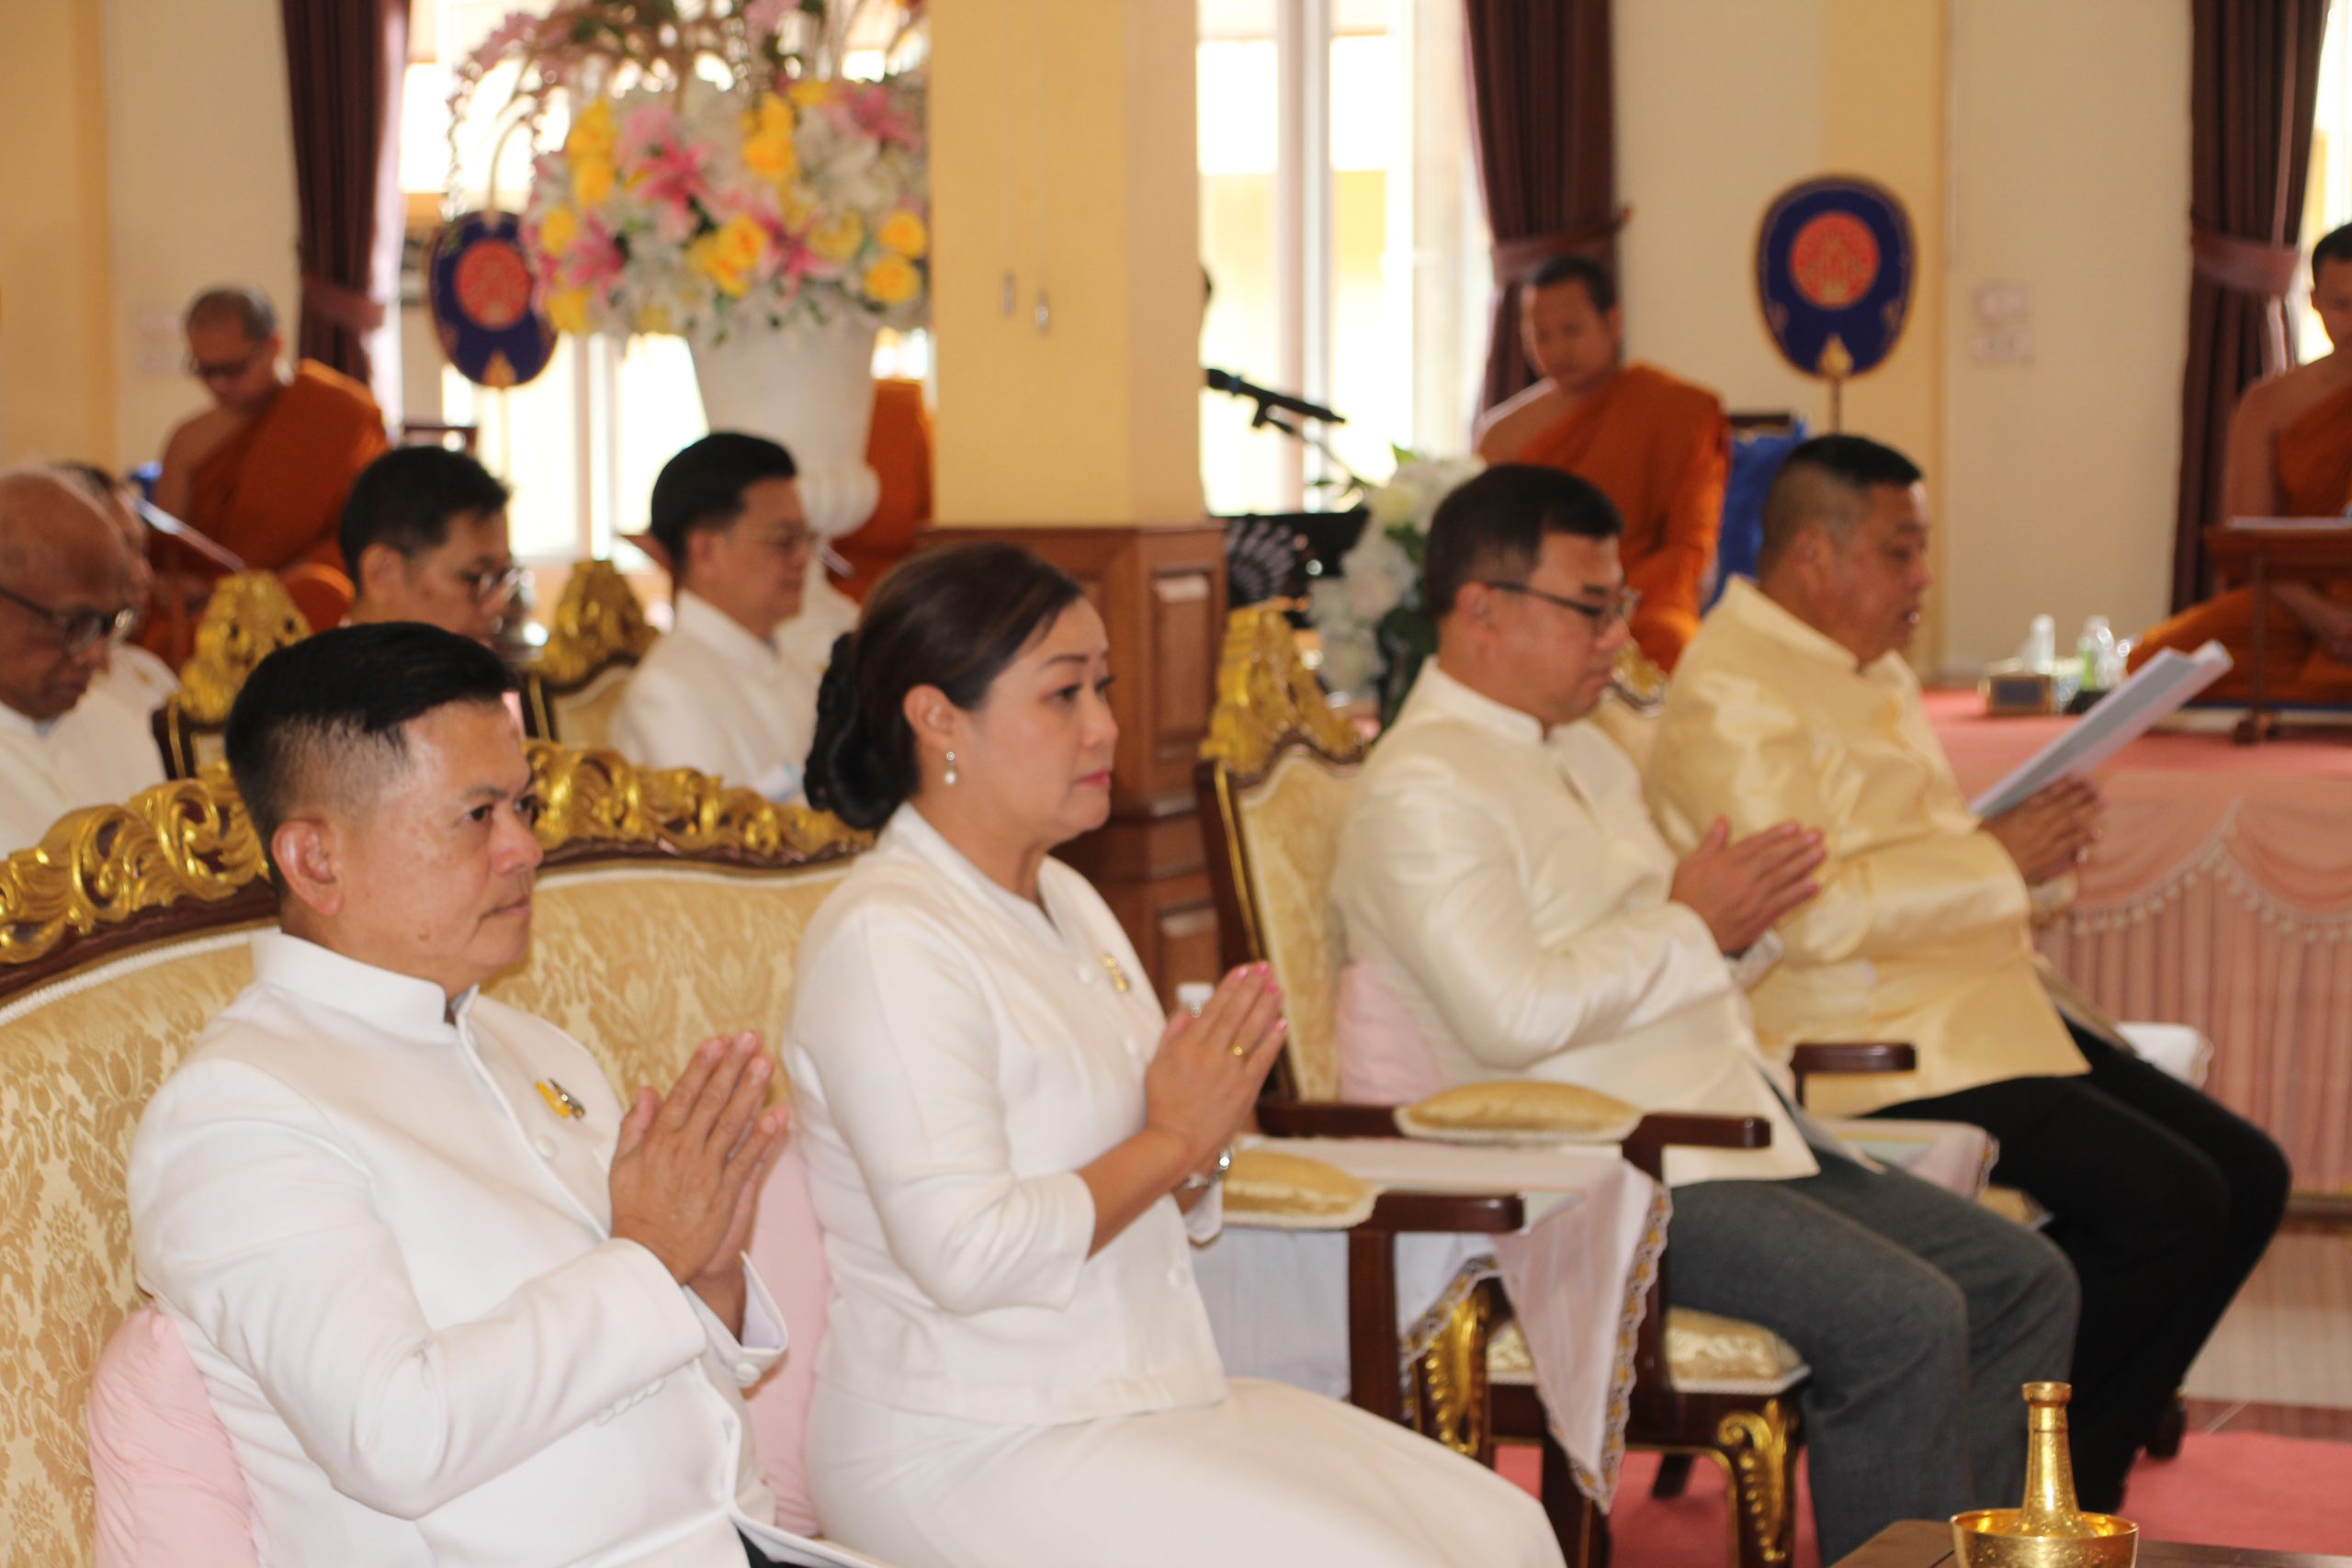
[1204,368,1374,498]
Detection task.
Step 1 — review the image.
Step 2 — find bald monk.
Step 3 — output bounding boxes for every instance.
[2132,223,2352,699]
[1475,255,1729,671]
[153,287,390,581]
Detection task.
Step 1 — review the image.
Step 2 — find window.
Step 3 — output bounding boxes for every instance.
[2296,0,2352,362]
[398,1,924,571]
[1196,0,1490,516]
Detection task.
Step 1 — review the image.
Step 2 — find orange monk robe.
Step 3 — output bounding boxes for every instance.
[185,359,390,576]
[835,378,933,603]
[2131,380,2352,701]
[1512,363,1729,671]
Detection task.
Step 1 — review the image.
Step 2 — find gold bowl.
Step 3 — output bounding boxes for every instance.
[1952,1508,2139,1568]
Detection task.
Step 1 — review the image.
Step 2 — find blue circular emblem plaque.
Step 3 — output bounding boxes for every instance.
[427,210,558,389]
[1755,177,1916,381]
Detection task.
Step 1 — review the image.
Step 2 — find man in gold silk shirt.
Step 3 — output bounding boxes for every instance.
[1646,434,2288,1513]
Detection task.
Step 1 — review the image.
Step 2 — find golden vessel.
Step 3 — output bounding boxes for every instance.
[1953,1382,2138,1568]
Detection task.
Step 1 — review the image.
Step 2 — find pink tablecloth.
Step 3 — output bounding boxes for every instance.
[1926,689,2352,1192]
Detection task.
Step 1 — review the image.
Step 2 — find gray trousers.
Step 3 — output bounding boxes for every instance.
[1667,1147,2078,1563]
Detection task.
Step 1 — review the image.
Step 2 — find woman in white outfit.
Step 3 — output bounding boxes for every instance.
[786,544,1560,1568]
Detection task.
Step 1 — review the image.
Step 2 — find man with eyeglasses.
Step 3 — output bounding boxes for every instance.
[613,434,820,802]
[340,446,525,649]
[1329,463,2078,1562]
[1648,434,2289,1511]
[153,286,389,586]
[0,470,165,852]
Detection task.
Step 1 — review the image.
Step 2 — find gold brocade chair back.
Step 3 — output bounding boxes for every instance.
[152,573,311,779]
[1193,607,1368,1102]
[0,748,863,1567]
[520,561,659,750]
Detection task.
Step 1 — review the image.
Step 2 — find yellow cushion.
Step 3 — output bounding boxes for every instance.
[1662,1307,1808,1393]
[1397,1080,1642,1144]
[1223,1148,1376,1229]
[546,665,635,752]
[1233,751,1356,1101]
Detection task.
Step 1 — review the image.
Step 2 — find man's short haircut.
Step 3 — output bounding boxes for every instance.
[339,446,513,578]
[2314,222,2352,283]
[185,287,277,343]
[1423,464,1624,619]
[646,432,799,577]
[227,624,519,884]
[1757,434,1926,574]
[1522,254,1617,314]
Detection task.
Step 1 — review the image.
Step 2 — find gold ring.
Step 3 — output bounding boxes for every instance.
[1227,1042,1249,1059]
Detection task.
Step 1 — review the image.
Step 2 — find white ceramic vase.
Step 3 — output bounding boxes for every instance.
[689,312,881,540]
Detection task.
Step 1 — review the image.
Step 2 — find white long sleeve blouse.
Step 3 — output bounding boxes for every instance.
[784,805,1228,1426]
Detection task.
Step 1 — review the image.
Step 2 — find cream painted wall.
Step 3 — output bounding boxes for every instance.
[1941,0,2188,671]
[101,0,300,469]
[1616,0,2189,675]
[929,0,1204,525]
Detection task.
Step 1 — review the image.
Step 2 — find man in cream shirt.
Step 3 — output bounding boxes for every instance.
[1646,434,2289,1511]
[129,623,859,1568]
[0,470,164,852]
[1331,465,2075,1564]
[613,434,820,800]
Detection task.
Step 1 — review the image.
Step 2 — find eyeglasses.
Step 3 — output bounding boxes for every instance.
[0,581,137,657]
[457,562,529,605]
[1478,580,1641,629]
[737,524,816,557]
[184,347,263,385]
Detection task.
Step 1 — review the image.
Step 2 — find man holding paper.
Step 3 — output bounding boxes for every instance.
[1647,434,2287,1514]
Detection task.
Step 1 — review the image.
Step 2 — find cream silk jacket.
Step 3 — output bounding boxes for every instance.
[0,676,164,854]
[611,590,820,802]
[127,934,846,1568]
[1646,580,2086,1117]
[1329,661,1815,1188]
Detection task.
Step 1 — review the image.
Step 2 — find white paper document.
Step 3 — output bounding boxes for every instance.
[1968,641,2233,818]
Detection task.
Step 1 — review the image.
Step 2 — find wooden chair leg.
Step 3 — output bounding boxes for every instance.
[1715,1400,1801,1568]
[1539,1433,1610,1568]
[1650,1452,1696,1498]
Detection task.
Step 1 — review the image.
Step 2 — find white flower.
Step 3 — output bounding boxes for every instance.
[1340,526,1413,623]
[1317,626,1381,697]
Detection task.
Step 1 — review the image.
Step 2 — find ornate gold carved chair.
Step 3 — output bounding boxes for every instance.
[151,573,311,780]
[1195,605,1827,1568]
[520,560,658,750]
[0,747,873,1566]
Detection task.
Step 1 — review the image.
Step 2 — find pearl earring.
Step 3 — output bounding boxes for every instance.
[944,750,958,786]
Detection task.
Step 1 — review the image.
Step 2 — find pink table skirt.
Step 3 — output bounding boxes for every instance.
[1926,689,2352,1192]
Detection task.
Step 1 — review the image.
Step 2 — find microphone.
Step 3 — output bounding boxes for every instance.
[1204,368,1346,427]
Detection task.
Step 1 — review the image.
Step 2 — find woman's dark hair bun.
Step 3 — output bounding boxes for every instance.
[805,631,902,830]
[799,544,1084,830]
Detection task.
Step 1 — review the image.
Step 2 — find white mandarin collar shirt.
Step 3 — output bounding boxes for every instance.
[785,805,1229,1426]
[1331,660,1815,1187]
[610,590,820,802]
[128,931,851,1568]
[0,680,165,854]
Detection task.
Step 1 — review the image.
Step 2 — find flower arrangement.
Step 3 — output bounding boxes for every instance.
[1306,454,1485,717]
[459,1,927,342]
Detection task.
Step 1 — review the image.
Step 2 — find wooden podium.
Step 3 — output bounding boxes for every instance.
[2202,524,2352,744]
[925,522,1227,1007]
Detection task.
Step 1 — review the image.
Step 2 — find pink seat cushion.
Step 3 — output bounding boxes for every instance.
[86,1305,258,1568]
[1333,962,1447,1104]
[744,1138,831,1536]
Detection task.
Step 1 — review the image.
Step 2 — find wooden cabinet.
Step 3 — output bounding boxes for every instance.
[923,522,1226,1007]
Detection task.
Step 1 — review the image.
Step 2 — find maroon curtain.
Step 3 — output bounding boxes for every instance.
[1464,0,1620,415]
[281,0,409,390]
[2173,0,2332,609]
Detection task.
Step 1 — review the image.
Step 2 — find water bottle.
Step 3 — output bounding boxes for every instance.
[2021,615,2057,673]
[2077,616,2116,693]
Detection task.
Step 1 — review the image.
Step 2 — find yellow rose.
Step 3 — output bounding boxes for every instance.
[863,254,921,308]
[687,235,753,298]
[635,301,675,335]
[786,79,836,108]
[715,214,769,273]
[744,128,798,185]
[564,97,617,161]
[808,210,865,264]
[547,287,593,335]
[752,92,796,137]
[537,206,580,257]
[876,209,928,259]
[572,156,615,208]
[779,187,820,231]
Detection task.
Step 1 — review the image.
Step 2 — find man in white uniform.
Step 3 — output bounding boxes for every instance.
[613,434,820,801]
[129,622,852,1567]
[0,469,164,852]
[1330,465,2077,1563]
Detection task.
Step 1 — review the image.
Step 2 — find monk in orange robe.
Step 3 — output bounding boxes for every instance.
[152,288,385,647]
[1475,255,1728,671]
[2132,224,2352,700]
